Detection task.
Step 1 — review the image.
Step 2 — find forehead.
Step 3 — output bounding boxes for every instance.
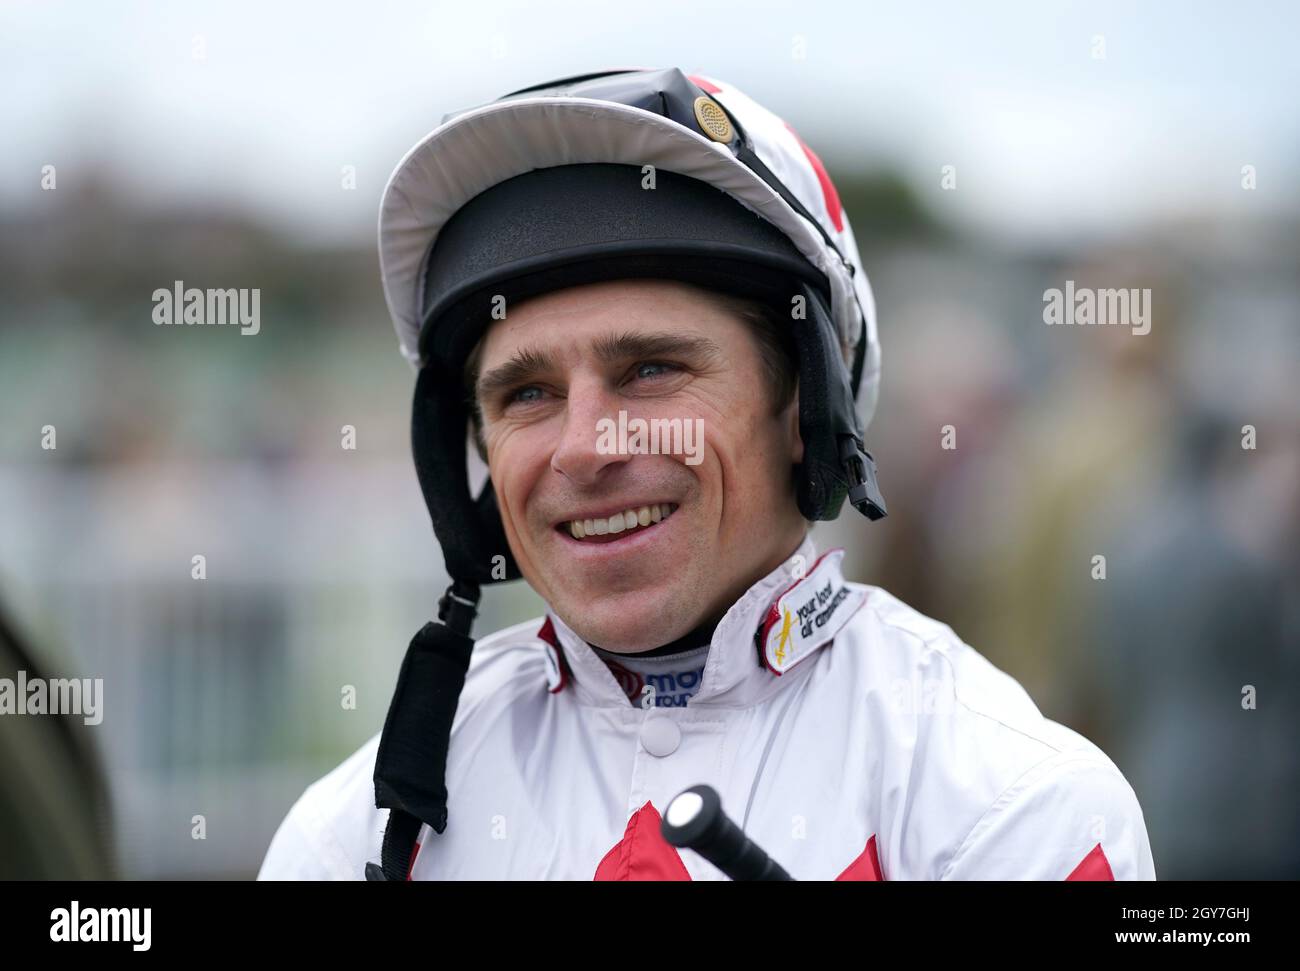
[477,278,742,363]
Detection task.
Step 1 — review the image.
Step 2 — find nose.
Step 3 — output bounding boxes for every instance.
[550,374,630,486]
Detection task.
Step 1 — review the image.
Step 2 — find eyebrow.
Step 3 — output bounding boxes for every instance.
[475,331,723,401]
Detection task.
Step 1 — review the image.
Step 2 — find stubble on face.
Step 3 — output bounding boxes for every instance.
[474,279,807,652]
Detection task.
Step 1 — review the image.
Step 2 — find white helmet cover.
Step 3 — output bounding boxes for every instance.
[378,67,883,434]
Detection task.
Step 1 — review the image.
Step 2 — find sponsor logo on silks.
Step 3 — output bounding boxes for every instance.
[756,548,865,675]
[603,659,707,708]
[643,668,706,707]
[773,606,794,667]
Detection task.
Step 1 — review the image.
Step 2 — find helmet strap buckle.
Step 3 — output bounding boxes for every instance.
[437,579,482,636]
[838,437,888,521]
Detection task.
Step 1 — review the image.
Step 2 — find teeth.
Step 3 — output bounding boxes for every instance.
[566,503,677,540]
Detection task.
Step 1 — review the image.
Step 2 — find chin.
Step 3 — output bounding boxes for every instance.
[556,589,697,653]
[572,622,664,653]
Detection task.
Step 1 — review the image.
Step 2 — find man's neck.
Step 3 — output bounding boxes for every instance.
[589,611,722,657]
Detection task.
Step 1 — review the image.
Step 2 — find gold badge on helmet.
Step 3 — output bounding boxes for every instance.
[693,96,733,143]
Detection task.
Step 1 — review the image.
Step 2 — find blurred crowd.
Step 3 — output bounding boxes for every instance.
[1,173,1296,878]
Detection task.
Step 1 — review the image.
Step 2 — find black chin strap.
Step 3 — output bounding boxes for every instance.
[366,578,481,881]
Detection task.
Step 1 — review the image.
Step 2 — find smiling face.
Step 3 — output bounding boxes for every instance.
[471,278,808,653]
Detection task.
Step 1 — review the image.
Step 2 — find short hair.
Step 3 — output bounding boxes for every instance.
[461,286,800,463]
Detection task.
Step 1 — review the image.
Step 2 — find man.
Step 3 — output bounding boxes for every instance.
[258,68,1155,880]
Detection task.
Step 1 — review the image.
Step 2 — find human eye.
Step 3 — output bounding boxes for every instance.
[631,361,680,381]
[506,385,547,407]
[483,383,550,419]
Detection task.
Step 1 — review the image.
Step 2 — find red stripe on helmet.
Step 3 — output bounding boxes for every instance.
[687,74,722,94]
[782,122,844,233]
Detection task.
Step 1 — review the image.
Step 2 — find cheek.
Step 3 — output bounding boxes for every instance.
[486,425,552,519]
[695,416,760,502]
[484,431,527,520]
[721,410,793,502]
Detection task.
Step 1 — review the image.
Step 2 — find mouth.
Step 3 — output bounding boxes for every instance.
[555,502,679,545]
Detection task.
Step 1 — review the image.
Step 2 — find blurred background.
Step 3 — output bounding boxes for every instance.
[1,0,1297,879]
